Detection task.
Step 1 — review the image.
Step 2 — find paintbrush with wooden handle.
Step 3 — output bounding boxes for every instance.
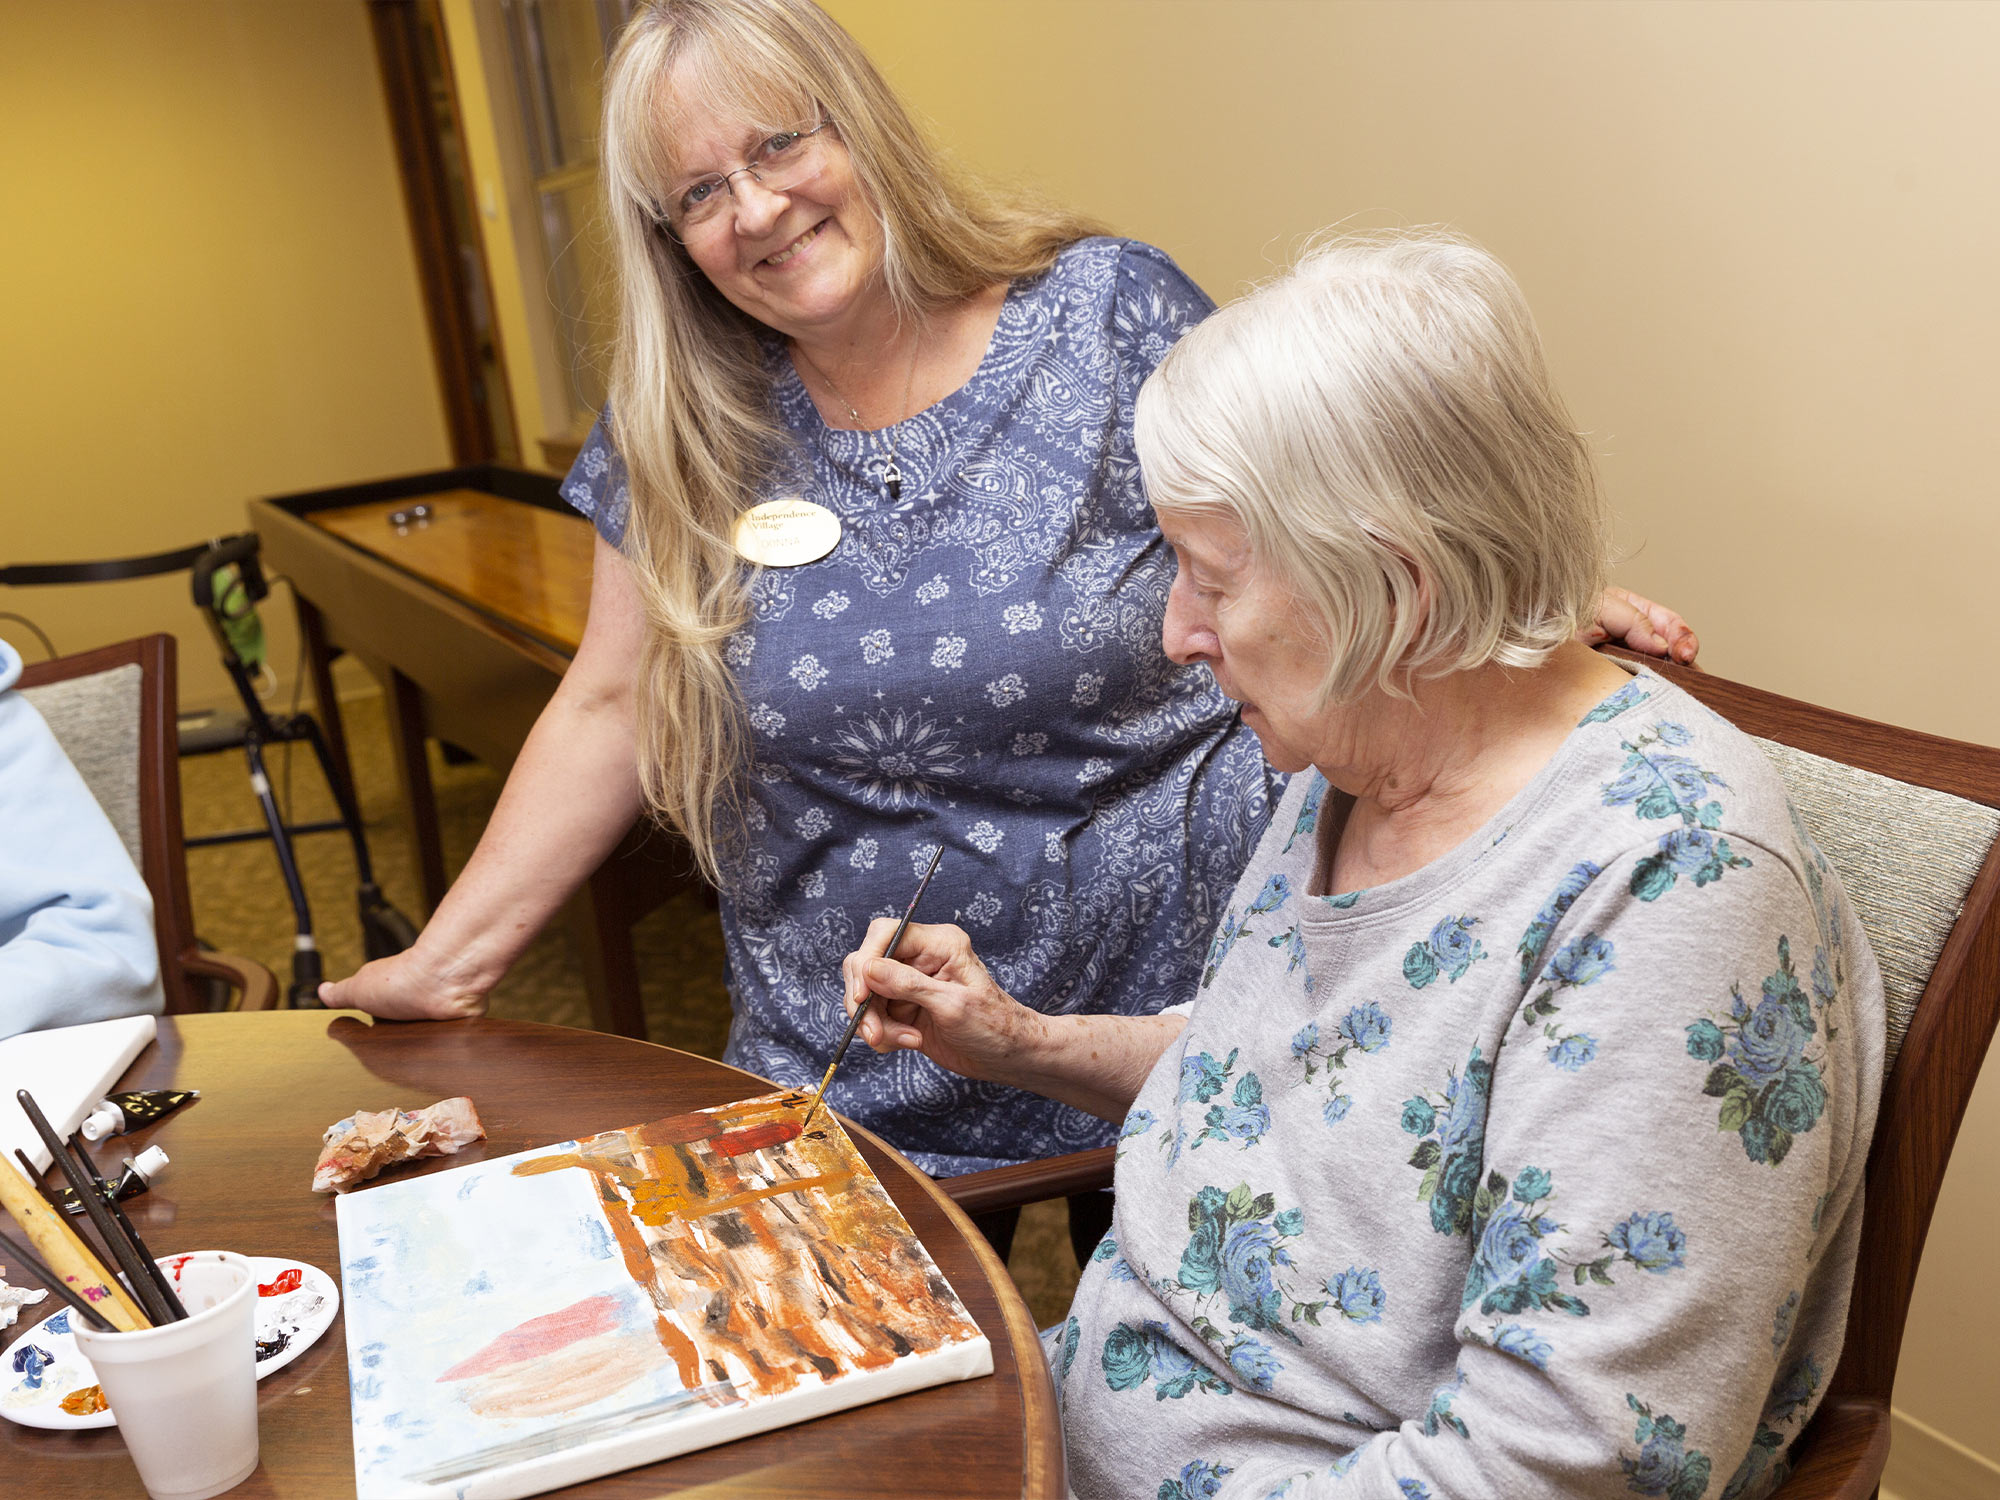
[802,843,944,1132]
[0,1149,149,1332]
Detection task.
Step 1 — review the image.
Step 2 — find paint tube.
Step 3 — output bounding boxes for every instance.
[57,1146,170,1217]
[78,1090,200,1141]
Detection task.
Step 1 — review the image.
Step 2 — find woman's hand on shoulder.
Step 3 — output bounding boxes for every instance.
[318,945,492,1022]
[840,919,1047,1085]
[1584,584,1700,665]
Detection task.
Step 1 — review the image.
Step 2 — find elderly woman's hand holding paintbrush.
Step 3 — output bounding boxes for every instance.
[837,918,1186,1127]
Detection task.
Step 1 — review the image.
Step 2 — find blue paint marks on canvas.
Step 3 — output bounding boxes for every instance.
[578,1213,614,1261]
[353,1373,383,1402]
[457,1175,480,1200]
[464,1271,493,1295]
[360,1340,387,1369]
[346,1254,383,1291]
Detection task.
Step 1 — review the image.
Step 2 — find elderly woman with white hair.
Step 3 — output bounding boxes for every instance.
[843,232,1885,1499]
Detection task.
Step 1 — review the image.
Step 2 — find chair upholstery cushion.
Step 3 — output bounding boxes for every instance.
[19,664,144,869]
[1755,736,2000,1071]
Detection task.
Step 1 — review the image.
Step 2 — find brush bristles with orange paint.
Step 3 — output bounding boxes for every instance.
[801,843,945,1132]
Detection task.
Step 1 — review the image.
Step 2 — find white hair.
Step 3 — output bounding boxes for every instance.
[1134,229,1608,705]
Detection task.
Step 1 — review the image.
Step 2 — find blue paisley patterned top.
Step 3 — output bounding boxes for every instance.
[1056,666,1885,1500]
[562,238,1280,1175]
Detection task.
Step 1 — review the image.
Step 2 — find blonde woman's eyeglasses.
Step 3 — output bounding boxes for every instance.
[662,122,835,239]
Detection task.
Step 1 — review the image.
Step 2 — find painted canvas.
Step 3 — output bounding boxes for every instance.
[335,1090,992,1500]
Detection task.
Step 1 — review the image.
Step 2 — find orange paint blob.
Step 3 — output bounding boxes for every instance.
[60,1385,107,1416]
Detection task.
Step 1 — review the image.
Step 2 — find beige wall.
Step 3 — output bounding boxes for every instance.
[820,0,1999,1487]
[0,0,451,709]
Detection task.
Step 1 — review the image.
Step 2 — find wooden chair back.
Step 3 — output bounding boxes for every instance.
[17,634,276,1012]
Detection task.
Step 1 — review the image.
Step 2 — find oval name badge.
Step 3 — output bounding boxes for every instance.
[732,498,841,567]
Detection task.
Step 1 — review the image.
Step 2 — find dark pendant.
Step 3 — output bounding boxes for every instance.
[883,457,902,504]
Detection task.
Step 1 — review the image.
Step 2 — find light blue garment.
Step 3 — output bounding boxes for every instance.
[0,639,164,1040]
[562,239,1281,1174]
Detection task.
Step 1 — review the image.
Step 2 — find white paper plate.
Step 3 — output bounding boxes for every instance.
[0,1255,339,1430]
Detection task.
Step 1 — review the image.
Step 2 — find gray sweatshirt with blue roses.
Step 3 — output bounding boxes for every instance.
[1054,666,1883,1500]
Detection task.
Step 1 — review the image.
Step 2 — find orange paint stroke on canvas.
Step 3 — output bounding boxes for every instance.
[506,1091,981,1404]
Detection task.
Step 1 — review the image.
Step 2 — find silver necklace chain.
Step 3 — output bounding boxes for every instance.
[794,337,921,504]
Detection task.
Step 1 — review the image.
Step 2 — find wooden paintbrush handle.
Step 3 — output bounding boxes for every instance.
[0,1151,149,1331]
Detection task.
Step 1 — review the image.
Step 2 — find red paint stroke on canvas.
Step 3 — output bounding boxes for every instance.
[258,1268,303,1297]
[711,1119,801,1156]
[437,1294,622,1382]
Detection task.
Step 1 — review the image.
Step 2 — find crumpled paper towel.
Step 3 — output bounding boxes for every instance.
[0,1271,48,1330]
[312,1097,485,1193]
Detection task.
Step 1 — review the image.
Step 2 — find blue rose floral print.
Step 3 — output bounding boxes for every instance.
[1282,774,1327,852]
[1620,1394,1713,1500]
[1686,937,1832,1165]
[1158,1459,1234,1500]
[1193,1069,1271,1151]
[1294,1004,1393,1125]
[1324,1266,1388,1324]
[1516,861,1603,981]
[1091,1234,1139,1283]
[1720,1423,1789,1500]
[1204,874,1293,988]
[1461,1167,1590,1319]
[1579,679,1650,726]
[1052,1316,1080,1403]
[1170,1047,1271,1156]
[1602,723,1755,901]
[1420,1368,1470,1438]
[1102,1319,1234,1400]
[1518,931,1617,1070]
[1403,915,1488,989]
[1401,1047,1494,1235]
[1462,1167,1690,1327]
[1267,922,1316,992]
[1177,1183,1334,1345]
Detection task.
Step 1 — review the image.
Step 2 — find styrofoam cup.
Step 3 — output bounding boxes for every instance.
[73,1250,260,1500]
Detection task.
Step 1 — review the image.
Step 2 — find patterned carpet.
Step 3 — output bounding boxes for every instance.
[178,690,1081,1326]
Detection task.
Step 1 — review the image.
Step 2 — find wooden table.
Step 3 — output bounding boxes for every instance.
[0,1013,1063,1498]
[249,468,693,1039]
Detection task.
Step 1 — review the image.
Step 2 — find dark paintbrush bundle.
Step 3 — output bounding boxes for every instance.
[0,1089,187,1332]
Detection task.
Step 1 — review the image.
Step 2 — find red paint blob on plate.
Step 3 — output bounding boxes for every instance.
[258,1268,303,1297]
